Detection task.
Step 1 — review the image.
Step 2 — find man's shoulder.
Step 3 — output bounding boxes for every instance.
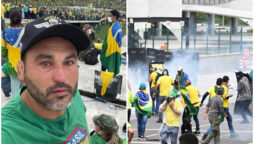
[2,96,21,119]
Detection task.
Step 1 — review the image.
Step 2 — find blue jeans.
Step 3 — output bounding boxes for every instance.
[204,125,212,135]
[135,110,148,136]
[150,87,159,114]
[224,108,235,134]
[160,123,179,144]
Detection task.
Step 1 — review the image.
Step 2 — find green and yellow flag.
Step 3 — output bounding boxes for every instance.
[1,38,20,76]
[180,85,198,116]
[100,21,122,96]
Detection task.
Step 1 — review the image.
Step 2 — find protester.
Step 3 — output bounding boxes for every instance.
[160,92,182,144]
[1,9,23,98]
[132,83,152,139]
[127,81,134,122]
[179,132,199,144]
[201,78,224,140]
[154,69,174,123]
[1,63,11,97]
[222,76,238,137]
[200,78,224,107]
[202,87,227,144]
[128,122,134,144]
[100,9,122,98]
[149,66,162,116]
[185,80,201,134]
[90,114,126,144]
[100,9,122,74]
[175,66,190,86]
[2,15,91,143]
[234,71,252,123]
[79,24,99,65]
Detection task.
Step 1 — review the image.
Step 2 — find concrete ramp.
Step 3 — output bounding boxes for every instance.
[161,22,182,41]
[182,4,252,19]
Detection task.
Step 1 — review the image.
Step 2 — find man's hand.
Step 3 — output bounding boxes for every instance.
[169,102,174,109]
[229,94,233,97]
[224,113,228,118]
[152,93,155,98]
[200,103,203,107]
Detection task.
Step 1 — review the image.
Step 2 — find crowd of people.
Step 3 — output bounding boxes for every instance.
[1,6,126,143]
[2,2,126,21]
[128,65,253,144]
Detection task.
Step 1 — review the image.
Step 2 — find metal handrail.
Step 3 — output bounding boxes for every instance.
[182,0,234,5]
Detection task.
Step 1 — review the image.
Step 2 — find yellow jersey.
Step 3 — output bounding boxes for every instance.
[222,85,229,108]
[165,100,182,127]
[157,75,174,96]
[186,85,200,107]
[150,72,157,88]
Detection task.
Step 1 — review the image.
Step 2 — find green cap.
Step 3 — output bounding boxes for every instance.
[93,114,119,133]
[168,92,176,98]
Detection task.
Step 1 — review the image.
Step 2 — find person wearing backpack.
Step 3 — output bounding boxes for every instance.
[149,66,163,116]
[79,24,99,65]
[154,69,174,123]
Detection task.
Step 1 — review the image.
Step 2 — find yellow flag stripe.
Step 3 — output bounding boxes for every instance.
[1,38,21,72]
[105,25,121,57]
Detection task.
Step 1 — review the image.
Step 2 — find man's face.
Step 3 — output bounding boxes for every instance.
[109,12,116,22]
[19,37,78,111]
[178,70,182,75]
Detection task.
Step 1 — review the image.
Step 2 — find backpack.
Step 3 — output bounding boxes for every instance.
[155,72,162,85]
[79,48,99,65]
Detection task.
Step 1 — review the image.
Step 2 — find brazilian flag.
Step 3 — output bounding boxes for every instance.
[180,85,198,116]
[132,90,152,117]
[1,38,20,76]
[100,21,122,75]
[100,21,122,96]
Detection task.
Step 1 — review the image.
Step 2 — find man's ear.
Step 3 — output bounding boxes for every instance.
[17,60,25,83]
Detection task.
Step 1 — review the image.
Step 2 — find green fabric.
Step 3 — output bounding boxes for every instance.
[1,40,18,76]
[100,26,121,74]
[90,134,126,144]
[128,90,134,108]
[90,134,106,144]
[2,63,9,76]
[2,87,90,144]
[250,70,253,81]
[24,6,28,12]
[179,85,198,116]
[176,73,184,86]
[132,93,152,117]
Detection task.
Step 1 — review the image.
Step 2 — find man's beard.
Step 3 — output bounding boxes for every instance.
[24,75,77,111]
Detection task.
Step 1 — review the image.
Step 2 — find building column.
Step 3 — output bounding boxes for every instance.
[231,17,238,34]
[190,12,197,35]
[221,15,224,26]
[157,22,163,36]
[208,14,215,35]
[183,11,190,49]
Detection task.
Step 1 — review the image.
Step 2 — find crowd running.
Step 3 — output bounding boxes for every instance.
[128,65,253,144]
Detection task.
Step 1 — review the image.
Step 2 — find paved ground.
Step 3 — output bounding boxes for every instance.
[130,103,253,144]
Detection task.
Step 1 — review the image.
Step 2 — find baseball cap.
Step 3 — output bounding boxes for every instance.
[177,66,183,71]
[168,91,176,98]
[139,83,146,89]
[93,114,119,133]
[20,15,90,57]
